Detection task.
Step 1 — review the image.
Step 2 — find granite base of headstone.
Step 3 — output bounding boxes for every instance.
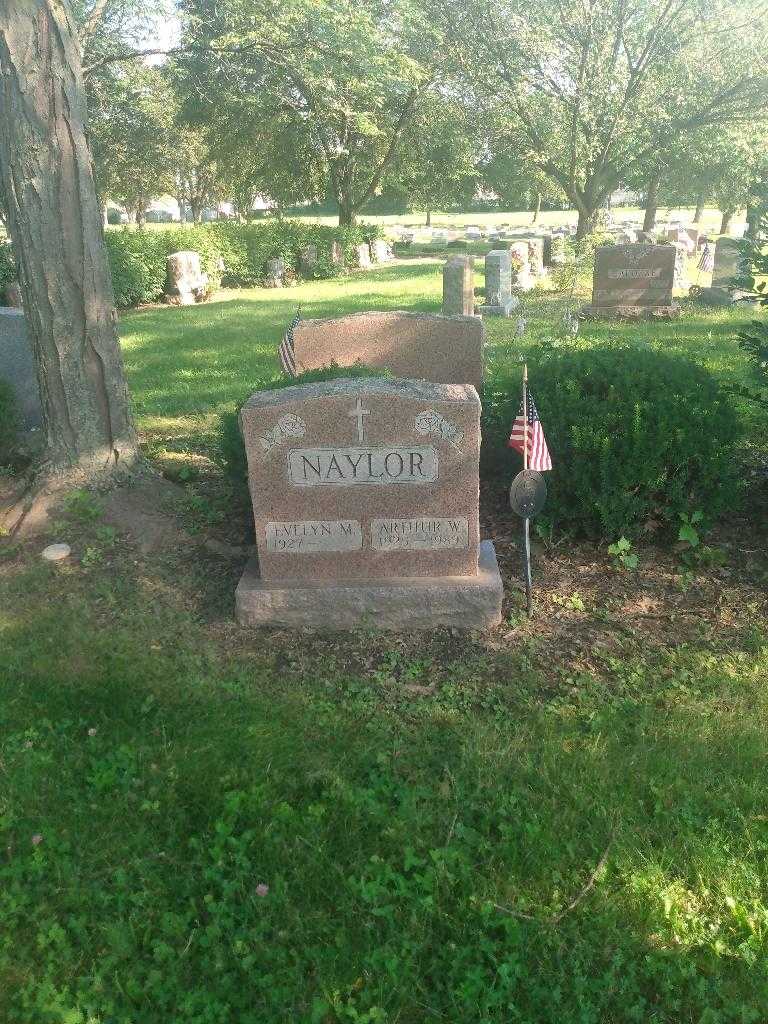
[0,308,42,431]
[581,243,679,319]
[477,249,519,317]
[235,377,503,630]
[165,251,210,305]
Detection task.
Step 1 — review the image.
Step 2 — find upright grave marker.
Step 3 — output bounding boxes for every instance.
[442,256,475,316]
[290,311,485,391]
[711,237,744,289]
[478,249,519,317]
[236,377,503,629]
[0,308,42,430]
[581,243,678,318]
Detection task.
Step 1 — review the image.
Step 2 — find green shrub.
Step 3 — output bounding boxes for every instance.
[105,227,226,307]
[483,345,743,539]
[0,378,19,464]
[103,221,384,305]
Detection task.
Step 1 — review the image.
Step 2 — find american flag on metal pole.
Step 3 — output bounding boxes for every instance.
[278,308,301,377]
[509,382,552,472]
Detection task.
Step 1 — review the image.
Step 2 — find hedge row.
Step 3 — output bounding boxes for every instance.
[105,221,383,308]
[483,344,742,539]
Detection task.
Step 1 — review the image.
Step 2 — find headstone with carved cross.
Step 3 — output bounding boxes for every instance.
[236,376,503,630]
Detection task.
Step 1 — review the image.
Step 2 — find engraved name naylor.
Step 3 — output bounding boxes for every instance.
[289,445,437,486]
[266,518,469,553]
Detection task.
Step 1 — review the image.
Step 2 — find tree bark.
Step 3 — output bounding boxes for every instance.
[177,195,187,223]
[575,207,597,240]
[0,0,139,480]
[643,168,661,231]
[338,198,356,226]
[719,208,735,235]
[532,192,541,224]
[693,191,706,223]
[425,210,432,227]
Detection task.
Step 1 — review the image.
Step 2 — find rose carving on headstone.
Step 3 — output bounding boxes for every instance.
[259,413,307,454]
[414,409,464,450]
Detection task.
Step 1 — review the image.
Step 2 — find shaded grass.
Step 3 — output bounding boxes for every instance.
[2,535,768,1022]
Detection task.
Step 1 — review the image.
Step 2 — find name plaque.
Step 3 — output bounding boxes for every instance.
[371,517,469,551]
[288,446,438,486]
[606,268,662,280]
[265,520,363,553]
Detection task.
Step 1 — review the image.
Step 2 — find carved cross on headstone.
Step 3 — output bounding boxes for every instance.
[348,396,370,442]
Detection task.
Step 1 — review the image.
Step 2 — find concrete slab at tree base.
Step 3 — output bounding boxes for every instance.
[579,303,680,320]
[236,540,503,631]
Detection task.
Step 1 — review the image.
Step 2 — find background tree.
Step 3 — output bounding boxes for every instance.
[0,0,139,483]
[176,0,449,225]
[390,97,479,225]
[440,0,768,238]
[481,127,566,222]
[89,64,177,224]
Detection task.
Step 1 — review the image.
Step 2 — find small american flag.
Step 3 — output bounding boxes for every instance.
[278,308,301,377]
[509,385,552,471]
[697,243,714,274]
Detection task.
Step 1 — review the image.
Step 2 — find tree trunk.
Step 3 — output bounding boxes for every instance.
[719,208,734,235]
[136,205,146,228]
[425,210,432,227]
[532,192,541,224]
[338,202,356,227]
[102,203,109,229]
[693,191,706,223]
[0,0,139,480]
[177,195,187,223]
[575,206,597,240]
[190,199,203,223]
[745,198,761,239]
[643,168,661,231]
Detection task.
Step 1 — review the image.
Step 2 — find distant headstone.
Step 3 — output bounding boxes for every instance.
[298,244,319,274]
[330,241,345,267]
[477,249,519,317]
[236,377,503,629]
[370,239,394,263]
[165,251,209,305]
[673,243,690,290]
[0,308,42,430]
[516,237,546,277]
[711,237,745,289]
[582,243,678,318]
[465,226,483,240]
[508,243,535,291]
[5,281,22,308]
[442,256,475,316]
[290,310,485,391]
[264,257,287,288]
[355,244,372,269]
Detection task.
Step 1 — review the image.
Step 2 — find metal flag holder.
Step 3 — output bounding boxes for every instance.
[508,364,547,616]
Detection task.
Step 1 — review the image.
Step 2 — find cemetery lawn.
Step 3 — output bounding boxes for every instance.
[1,259,768,1022]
